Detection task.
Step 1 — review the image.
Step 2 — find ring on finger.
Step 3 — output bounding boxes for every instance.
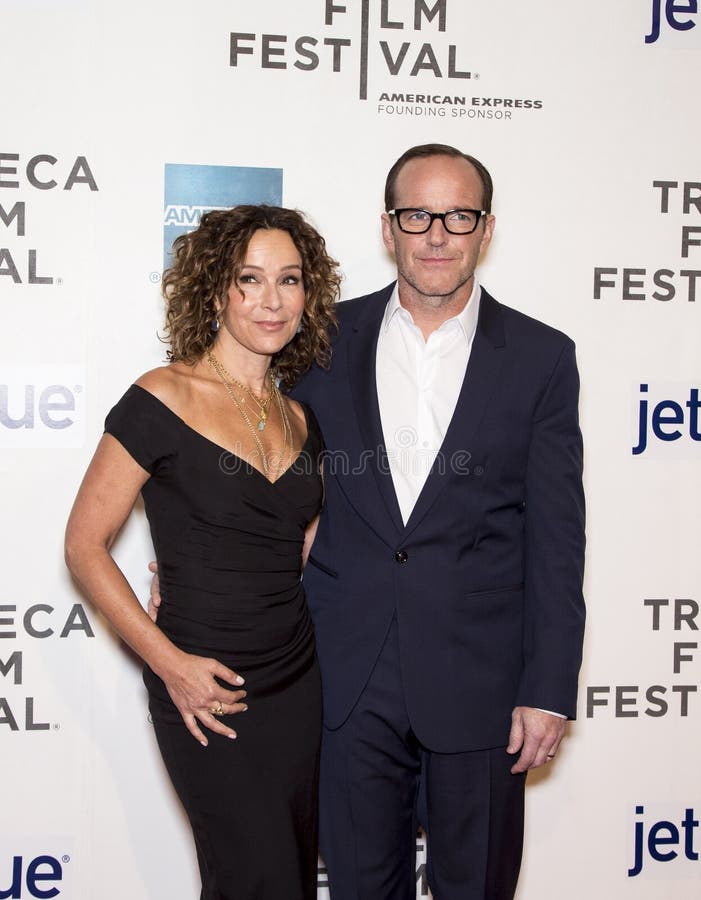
[210,701,224,716]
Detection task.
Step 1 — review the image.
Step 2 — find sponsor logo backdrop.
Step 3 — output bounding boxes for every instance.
[2,1,698,897]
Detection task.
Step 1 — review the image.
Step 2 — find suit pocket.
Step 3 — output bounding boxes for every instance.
[306,555,338,578]
[457,585,524,645]
[464,583,524,600]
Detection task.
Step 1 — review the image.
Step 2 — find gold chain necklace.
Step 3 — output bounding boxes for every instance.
[272,382,295,476]
[207,351,294,480]
[207,354,274,432]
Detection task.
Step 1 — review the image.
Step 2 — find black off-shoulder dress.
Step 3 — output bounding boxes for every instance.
[105,385,323,900]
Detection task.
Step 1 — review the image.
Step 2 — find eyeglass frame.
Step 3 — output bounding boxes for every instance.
[387,207,488,235]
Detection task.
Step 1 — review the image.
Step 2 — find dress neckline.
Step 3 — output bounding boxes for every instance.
[130,383,313,486]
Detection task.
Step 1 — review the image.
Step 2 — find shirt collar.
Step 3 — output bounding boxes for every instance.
[382,279,482,344]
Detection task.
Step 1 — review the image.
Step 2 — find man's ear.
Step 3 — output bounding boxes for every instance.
[479,214,495,255]
[381,213,395,255]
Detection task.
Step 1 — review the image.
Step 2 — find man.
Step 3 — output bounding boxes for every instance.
[292,144,585,899]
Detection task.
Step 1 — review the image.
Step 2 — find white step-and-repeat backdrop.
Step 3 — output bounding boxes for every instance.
[2,1,699,897]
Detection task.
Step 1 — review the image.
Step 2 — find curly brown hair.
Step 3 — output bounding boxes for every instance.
[162,205,340,388]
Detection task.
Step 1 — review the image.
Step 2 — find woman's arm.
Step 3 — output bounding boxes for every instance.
[302,514,320,568]
[65,434,247,746]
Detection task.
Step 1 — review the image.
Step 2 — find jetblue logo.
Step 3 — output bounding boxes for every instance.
[162,164,283,270]
[629,805,699,877]
[0,853,67,898]
[0,366,85,448]
[645,0,699,44]
[632,383,701,457]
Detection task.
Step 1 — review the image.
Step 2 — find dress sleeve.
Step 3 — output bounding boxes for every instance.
[301,402,325,462]
[104,385,175,475]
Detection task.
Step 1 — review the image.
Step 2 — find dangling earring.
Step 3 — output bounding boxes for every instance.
[296,319,303,335]
[211,316,220,333]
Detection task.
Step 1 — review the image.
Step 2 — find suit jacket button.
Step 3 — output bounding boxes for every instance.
[394,550,408,564]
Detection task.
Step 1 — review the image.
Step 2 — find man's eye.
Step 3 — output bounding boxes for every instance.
[408,210,429,222]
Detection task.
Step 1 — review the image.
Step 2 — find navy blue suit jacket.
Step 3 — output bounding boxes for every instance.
[293,283,585,753]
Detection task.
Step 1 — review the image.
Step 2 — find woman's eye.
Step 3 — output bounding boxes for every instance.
[238,274,257,284]
[282,275,300,285]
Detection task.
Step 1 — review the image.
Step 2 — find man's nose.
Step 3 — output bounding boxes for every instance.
[426,217,448,243]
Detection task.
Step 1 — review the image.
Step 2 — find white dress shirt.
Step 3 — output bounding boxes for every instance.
[376,281,481,524]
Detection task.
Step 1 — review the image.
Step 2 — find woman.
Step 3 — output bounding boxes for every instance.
[65,205,340,899]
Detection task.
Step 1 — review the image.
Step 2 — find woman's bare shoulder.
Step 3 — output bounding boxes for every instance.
[135,363,195,409]
[285,396,307,427]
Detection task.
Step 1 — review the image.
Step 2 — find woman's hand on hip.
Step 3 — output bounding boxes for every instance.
[161,652,248,746]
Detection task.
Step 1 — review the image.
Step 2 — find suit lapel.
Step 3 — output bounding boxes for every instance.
[347,285,406,537]
[402,290,507,539]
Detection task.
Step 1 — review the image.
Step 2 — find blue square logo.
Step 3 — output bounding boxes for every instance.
[163,164,283,270]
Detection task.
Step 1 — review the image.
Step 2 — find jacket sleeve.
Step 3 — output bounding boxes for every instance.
[515,339,586,719]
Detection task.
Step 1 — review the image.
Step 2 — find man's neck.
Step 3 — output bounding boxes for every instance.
[397,279,475,340]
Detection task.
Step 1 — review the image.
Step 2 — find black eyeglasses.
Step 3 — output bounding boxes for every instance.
[388,208,487,235]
